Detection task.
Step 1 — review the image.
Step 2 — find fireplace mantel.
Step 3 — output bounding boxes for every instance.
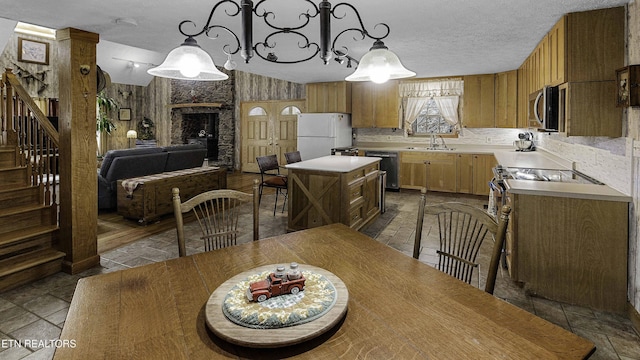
[167,103,223,109]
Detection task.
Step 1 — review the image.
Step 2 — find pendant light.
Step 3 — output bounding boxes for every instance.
[345,40,415,83]
[147,37,228,81]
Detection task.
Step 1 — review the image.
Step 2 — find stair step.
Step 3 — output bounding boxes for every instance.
[0,225,58,258]
[0,186,41,208]
[0,204,55,236]
[0,149,16,168]
[0,167,28,187]
[0,248,65,292]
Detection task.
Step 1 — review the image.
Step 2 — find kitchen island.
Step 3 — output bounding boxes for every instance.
[285,156,381,232]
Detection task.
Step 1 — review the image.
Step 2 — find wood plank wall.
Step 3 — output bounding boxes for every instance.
[102,71,304,169]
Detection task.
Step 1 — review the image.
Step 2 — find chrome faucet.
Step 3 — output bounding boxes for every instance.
[428,134,448,149]
[438,135,448,149]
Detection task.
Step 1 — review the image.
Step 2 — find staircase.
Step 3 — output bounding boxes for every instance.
[0,71,65,292]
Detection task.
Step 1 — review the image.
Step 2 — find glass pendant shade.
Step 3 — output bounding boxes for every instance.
[147,37,228,81]
[345,41,415,83]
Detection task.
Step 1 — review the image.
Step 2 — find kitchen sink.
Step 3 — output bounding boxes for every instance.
[406,146,456,151]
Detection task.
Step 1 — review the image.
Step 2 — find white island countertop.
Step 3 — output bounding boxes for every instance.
[285,155,380,173]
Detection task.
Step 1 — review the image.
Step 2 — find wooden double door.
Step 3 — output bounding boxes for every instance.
[241,100,305,173]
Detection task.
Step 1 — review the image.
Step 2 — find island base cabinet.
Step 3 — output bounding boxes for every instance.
[287,162,380,232]
[510,193,628,313]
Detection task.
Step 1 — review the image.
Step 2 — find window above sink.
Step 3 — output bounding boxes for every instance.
[400,78,462,137]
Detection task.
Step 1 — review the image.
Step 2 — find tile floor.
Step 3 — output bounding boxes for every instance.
[1,190,640,359]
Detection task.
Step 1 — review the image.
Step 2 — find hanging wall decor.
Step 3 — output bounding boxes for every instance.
[18,38,50,65]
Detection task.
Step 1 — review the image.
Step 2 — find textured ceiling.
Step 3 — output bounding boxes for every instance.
[0,0,631,85]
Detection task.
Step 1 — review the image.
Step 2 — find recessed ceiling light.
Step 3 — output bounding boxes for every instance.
[14,22,56,39]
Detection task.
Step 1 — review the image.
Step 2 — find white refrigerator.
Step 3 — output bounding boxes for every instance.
[296,113,352,160]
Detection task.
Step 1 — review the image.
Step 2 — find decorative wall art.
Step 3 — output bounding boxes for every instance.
[616,65,640,107]
[119,108,131,121]
[18,38,50,65]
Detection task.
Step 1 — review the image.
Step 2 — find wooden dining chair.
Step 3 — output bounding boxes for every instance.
[284,151,302,164]
[256,154,288,215]
[172,180,259,257]
[413,188,511,294]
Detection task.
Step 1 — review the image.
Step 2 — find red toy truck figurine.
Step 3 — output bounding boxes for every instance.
[246,264,306,302]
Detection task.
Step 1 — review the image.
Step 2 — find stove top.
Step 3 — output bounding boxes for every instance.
[493,166,603,185]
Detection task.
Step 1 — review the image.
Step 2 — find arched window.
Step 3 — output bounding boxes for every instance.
[281,106,301,115]
[249,107,267,116]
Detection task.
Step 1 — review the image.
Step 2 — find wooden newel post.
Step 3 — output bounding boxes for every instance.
[56,28,100,274]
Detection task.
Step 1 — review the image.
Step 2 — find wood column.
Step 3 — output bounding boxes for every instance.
[56,28,100,274]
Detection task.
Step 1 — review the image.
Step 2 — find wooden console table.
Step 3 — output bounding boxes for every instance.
[285,156,380,231]
[55,224,594,359]
[117,167,226,222]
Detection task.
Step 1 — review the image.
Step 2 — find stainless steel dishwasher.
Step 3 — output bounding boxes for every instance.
[364,151,399,190]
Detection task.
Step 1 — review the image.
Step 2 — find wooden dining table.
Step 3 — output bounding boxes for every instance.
[55,223,595,359]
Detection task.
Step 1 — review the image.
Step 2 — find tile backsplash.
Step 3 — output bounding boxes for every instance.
[537,133,632,195]
[354,127,524,146]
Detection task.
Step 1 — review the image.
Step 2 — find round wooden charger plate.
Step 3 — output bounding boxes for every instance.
[205,264,348,348]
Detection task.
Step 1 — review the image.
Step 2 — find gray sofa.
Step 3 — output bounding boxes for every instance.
[98,144,207,209]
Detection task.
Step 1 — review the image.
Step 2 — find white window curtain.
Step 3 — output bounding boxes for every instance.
[400,79,463,130]
[404,97,431,130]
[433,96,460,126]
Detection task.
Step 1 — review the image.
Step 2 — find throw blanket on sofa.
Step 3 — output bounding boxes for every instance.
[121,166,220,196]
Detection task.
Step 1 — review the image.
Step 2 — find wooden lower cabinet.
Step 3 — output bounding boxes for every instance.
[401,151,495,195]
[472,154,497,196]
[456,154,473,194]
[288,161,380,231]
[399,152,456,192]
[506,192,628,313]
[399,152,428,190]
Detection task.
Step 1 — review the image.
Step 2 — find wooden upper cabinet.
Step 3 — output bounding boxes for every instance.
[515,6,624,137]
[565,7,624,82]
[463,74,495,128]
[495,70,518,128]
[516,66,529,128]
[351,81,399,128]
[305,81,352,113]
[547,17,566,86]
[521,6,623,92]
[562,81,621,137]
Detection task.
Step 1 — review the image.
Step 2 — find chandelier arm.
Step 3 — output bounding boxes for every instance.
[332,2,390,41]
[253,0,319,32]
[254,30,320,64]
[178,0,241,38]
[204,25,242,56]
[331,27,366,57]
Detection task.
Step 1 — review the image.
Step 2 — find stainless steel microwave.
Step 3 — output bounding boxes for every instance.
[529,86,559,131]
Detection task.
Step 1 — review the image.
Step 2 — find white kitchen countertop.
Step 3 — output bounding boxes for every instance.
[504,179,631,202]
[493,150,572,169]
[356,144,513,154]
[285,155,380,173]
[494,151,630,202]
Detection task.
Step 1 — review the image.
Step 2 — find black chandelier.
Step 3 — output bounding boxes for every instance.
[147,0,415,83]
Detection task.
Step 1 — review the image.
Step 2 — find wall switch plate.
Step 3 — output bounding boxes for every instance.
[633,139,640,157]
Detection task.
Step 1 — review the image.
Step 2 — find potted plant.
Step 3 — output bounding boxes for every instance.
[96,91,118,156]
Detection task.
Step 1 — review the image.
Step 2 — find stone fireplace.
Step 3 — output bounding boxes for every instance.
[170,106,233,168]
[170,74,235,168]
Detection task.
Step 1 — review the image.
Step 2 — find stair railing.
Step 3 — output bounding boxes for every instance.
[1,69,60,213]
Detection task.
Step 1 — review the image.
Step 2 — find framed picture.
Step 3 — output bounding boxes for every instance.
[616,67,631,107]
[119,108,132,121]
[18,38,50,65]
